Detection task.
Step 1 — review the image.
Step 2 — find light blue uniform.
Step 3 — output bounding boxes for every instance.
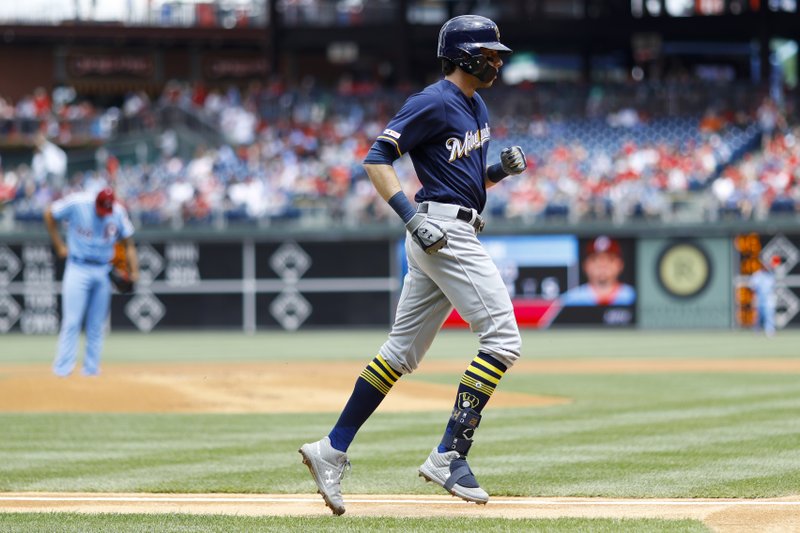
[749,269,776,335]
[51,192,134,376]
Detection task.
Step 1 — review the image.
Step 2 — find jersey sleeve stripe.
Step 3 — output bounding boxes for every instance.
[377,135,402,158]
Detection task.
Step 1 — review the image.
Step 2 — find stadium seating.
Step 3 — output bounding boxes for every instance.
[0,82,797,227]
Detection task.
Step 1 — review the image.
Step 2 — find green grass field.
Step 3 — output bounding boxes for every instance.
[0,509,719,531]
[3,329,800,364]
[0,514,709,533]
[1,329,799,531]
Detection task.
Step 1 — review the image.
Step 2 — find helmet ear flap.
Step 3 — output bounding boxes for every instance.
[453,51,496,83]
[452,47,475,69]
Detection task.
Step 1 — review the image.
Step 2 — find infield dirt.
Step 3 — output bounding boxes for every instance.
[2,358,800,413]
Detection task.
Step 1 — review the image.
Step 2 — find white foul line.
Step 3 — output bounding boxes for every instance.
[0,496,799,506]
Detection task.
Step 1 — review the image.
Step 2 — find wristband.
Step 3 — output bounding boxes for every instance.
[487,163,509,183]
[388,191,416,224]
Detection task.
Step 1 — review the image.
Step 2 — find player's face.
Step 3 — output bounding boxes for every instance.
[478,49,503,87]
[583,252,624,285]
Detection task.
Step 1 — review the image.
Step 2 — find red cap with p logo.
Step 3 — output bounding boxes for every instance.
[95,187,115,216]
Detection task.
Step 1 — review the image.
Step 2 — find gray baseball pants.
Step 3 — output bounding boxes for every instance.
[380,202,521,375]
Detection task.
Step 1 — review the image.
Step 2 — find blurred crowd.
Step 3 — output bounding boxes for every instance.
[0,80,797,229]
[711,128,800,220]
[0,86,122,146]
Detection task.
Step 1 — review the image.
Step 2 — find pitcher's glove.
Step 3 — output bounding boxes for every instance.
[500,146,527,175]
[109,268,135,294]
[406,213,447,254]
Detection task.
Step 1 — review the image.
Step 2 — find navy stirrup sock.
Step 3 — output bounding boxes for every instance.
[328,354,401,452]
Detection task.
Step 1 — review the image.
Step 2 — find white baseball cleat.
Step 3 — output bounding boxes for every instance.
[418,447,489,504]
[299,436,351,515]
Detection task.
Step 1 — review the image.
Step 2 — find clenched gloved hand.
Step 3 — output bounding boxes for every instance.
[406,213,447,254]
[500,146,527,175]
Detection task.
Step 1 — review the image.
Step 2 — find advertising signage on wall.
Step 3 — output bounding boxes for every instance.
[66,52,156,79]
[203,56,269,79]
[637,237,731,329]
[0,244,61,335]
[1,239,395,333]
[396,235,637,328]
[734,233,800,330]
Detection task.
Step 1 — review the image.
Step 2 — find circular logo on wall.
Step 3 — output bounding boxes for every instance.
[657,241,712,299]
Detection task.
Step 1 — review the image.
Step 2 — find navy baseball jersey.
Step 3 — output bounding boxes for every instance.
[376,80,491,212]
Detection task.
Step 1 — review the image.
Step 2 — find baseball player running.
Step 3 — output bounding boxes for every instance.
[300,15,527,515]
[44,187,139,377]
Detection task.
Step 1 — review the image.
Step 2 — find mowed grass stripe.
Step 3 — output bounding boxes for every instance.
[1,382,799,498]
[2,329,800,364]
[0,514,711,533]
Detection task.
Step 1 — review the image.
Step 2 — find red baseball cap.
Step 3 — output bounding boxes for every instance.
[95,187,115,216]
[586,236,621,257]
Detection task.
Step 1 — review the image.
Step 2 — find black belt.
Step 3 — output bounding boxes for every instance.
[418,203,485,232]
[69,256,107,266]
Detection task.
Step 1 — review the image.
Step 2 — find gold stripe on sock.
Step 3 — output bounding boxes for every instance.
[466,365,501,385]
[376,354,401,381]
[361,373,390,396]
[369,361,397,386]
[360,369,390,395]
[472,356,505,378]
[460,375,496,396]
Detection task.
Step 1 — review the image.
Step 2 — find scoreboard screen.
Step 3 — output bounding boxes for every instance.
[397,234,637,328]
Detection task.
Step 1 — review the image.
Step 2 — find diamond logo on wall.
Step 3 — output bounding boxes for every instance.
[136,244,164,285]
[0,294,21,332]
[775,287,800,329]
[0,246,21,286]
[125,292,165,332]
[270,243,311,282]
[761,235,799,276]
[270,289,311,331]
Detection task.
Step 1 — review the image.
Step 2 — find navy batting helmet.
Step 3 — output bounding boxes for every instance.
[437,15,511,82]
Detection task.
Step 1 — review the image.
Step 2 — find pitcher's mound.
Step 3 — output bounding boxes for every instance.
[0,362,568,413]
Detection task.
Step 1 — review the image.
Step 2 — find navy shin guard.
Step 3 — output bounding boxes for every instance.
[439,407,481,456]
